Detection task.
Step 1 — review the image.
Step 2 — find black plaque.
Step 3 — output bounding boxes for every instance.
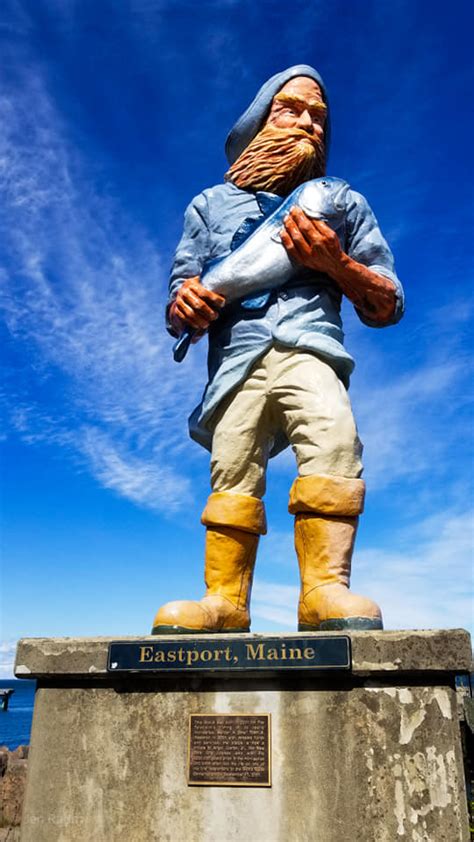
[188,714,271,787]
[107,635,351,673]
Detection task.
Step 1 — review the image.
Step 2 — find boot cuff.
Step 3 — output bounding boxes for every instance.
[288,474,365,516]
[202,492,267,534]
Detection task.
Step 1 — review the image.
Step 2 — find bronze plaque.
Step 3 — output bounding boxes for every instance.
[188,714,271,787]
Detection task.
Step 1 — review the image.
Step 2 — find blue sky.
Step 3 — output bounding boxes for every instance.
[1,0,473,676]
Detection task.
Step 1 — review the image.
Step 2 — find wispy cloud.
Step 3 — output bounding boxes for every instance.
[0,60,207,512]
[350,300,474,500]
[255,529,295,569]
[355,359,468,490]
[252,580,298,629]
[0,641,17,679]
[356,508,474,633]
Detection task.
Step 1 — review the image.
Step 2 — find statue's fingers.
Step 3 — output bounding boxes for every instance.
[172,301,188,323]
[169,306,187,335]
[174,300,191,323]
[180,276,201,295]
[176,299,209,330]
[289,207,317,246]
[284,215,312,256]
[182,289,219,321]
[280,228,299,259]
[198,287,226,309]
[312,220,340,254]
[312,218,333,236]
[289,205,309,223]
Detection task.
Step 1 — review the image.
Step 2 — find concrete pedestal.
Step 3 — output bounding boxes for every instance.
[16,630,471,842]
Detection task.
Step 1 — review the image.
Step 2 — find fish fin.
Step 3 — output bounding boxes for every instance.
[255,191,284,216]
[231,194,283,251]
[230,215,264,251]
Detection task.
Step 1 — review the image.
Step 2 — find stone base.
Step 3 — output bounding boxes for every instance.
[15,630,472,842]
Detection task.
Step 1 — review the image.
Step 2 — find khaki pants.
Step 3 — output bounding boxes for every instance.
[210,346,363,499]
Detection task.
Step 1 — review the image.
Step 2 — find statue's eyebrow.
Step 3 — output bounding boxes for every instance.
[274,92,327,117]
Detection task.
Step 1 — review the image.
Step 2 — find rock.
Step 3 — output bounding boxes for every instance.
[11,746,28,761]
[0,747,28,829]
[0,749,8,779]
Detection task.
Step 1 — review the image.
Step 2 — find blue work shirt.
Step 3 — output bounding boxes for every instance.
[167,181,404,455]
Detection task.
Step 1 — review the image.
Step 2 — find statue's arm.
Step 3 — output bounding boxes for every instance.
[167,195,224,338]
[342,190,404,326]
[280,192,404,327]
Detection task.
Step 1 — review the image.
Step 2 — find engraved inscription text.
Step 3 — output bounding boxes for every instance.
[188,714,271,786]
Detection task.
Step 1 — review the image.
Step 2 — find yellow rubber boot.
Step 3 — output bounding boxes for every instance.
[289,475,383,631]
[151,492,266,634]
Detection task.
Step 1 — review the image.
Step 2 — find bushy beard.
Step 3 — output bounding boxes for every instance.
[225,125,326,196]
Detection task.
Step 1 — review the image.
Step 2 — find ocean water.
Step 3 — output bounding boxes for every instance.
[0,679,36,750]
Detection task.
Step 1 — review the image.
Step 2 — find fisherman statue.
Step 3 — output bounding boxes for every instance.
[152,65,404,635]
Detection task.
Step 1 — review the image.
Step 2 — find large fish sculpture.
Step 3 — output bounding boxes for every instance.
[173,177,349,361]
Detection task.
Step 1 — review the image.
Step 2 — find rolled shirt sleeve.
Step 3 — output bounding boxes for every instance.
[345,189,405,327]
[166,193,211,334]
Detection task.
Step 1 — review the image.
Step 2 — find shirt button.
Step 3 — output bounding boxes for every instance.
[280,291,289,300]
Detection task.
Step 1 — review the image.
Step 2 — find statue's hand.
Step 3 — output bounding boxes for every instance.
[280,206,344,277]
[169,276,226,338]
[281,206,397,323]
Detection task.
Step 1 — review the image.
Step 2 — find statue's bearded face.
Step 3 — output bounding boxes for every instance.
[225,77,326,197]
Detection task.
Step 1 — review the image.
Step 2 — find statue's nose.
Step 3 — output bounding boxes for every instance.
[297,109,313,131]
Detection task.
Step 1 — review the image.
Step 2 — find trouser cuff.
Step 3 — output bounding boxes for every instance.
[288,474,365,516]
[202,492,267,535]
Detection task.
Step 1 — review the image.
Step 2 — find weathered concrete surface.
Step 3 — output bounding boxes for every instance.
[14,628,472,677]
[17,632,471,842]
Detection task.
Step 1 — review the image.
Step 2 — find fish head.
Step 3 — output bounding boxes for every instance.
[298,177,349,224]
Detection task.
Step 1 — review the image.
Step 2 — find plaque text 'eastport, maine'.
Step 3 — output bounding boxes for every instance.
[107,636,351,672]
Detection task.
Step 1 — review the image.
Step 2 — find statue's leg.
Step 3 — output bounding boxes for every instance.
[289,476,382,630]
[151,492,266,634]
[152,352,273,635]
[273,347,383,630]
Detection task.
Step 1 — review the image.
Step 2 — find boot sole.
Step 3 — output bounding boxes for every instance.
[299,618,383,632]
[151,625,249,635]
